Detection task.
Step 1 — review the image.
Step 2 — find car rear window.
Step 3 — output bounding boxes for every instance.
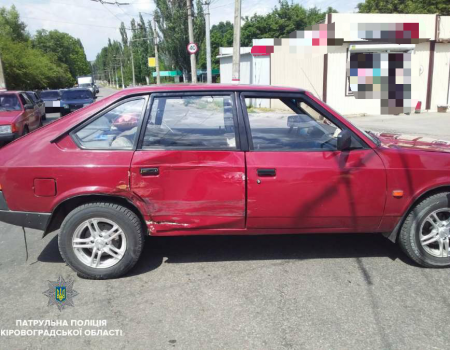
[62,90,93,100]
[0,94,21,111]
[40,91,60,99]
[73,98,145,150]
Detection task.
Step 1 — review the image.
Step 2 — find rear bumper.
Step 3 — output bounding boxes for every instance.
[0,210,50,230]
[0,192,50,230]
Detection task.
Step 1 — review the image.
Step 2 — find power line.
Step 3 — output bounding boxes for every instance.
[116,3,135,21]
[90,0,126,23]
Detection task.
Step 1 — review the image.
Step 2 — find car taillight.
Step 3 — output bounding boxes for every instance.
[11,124,17,133]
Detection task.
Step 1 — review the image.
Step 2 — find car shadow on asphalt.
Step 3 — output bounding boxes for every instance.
[37,233,412,278]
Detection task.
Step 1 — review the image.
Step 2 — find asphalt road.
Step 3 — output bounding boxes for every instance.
[350,111,450,141]
[1,88,450,349]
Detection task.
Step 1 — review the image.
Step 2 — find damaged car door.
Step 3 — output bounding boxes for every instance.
[130,92,246,234]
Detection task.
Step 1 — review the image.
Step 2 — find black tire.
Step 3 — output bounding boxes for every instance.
[58,202,145,279]
[22,126,29,136]
[399,192,450,267]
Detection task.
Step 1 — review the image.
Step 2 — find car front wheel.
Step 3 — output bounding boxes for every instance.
[58,202,145,279]
[399,192,450,267]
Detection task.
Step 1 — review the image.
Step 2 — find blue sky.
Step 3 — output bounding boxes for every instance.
[3,0,361,60]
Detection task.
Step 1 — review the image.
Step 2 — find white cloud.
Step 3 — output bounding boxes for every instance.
[3,0,360,60]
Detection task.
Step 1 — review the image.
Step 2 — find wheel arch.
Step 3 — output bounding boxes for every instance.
[43,194,147,237]
[386,185,450,243]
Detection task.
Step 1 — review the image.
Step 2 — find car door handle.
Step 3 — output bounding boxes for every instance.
[257,168,276,177]
[140,167,159,176]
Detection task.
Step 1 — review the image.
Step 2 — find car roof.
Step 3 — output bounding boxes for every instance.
[118,84,305,96]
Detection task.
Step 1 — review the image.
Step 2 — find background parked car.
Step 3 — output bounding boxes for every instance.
[0,91,42,145]
[26,91,46,120]
[60,88,94,116]
[40,90,61,114]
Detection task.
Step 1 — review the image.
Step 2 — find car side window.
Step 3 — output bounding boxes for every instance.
[73,98,145,150]
[26,93,37,103]
[142,95,237,150]
[245,97,343,151]
[19,94,31,106]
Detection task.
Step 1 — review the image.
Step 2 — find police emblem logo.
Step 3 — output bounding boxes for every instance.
[56,286,66,302]
[43,276,78,311]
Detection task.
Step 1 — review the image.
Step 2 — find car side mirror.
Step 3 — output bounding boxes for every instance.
[24,104,34,110]
[337,129,352,151]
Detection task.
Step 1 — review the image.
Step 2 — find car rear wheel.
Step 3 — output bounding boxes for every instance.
[399,192,450,267]
[58,202,145,279]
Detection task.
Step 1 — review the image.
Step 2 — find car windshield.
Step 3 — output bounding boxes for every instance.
[62,90,93,100]
[40,91,60,99]
[0,94,21,111]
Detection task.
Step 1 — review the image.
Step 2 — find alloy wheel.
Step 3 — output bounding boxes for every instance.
[419,209,450,258]
[72,218,127,269]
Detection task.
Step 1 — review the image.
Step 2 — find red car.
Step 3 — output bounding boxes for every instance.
[0,84,449,279]
[0,91,43,145]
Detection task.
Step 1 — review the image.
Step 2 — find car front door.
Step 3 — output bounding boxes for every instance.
[20,93,39,130]
[130,92,246,234]
[241,92,386,232]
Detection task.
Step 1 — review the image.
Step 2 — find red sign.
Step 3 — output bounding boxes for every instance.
[251,46,274,56]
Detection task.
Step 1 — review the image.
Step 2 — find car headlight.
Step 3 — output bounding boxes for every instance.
[63,104,69,109]
[83,103,90,107]
[0,125,12,134]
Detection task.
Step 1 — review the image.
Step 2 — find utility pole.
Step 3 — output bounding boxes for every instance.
[113,56,125,89]
[232,0,241,84]
[119,59,125,88]
[153,16,161,85]
[186,0,197,83]
[130,41,136,86]
[115,66,119,88]
[204,1,212,83]
[0,55,6,89]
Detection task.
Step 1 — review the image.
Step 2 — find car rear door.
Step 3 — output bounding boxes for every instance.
[240,92,386,232]
[130,92,246,234]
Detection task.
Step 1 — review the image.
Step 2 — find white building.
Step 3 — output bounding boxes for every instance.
[219,13,450,115]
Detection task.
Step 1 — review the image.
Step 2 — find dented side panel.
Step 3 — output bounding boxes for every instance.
[130,150,246,234]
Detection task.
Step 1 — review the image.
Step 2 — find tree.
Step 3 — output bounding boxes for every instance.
[358,0,450,15]
[154,0,205,80]
[33,29,91,80]
[241,1,336,46]
[198,21,233,70]
[0,37,73,90]
[0,5,73,90]
[0,5,29,42]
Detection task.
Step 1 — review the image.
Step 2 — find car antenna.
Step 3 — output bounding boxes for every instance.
[22,227,28,261]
